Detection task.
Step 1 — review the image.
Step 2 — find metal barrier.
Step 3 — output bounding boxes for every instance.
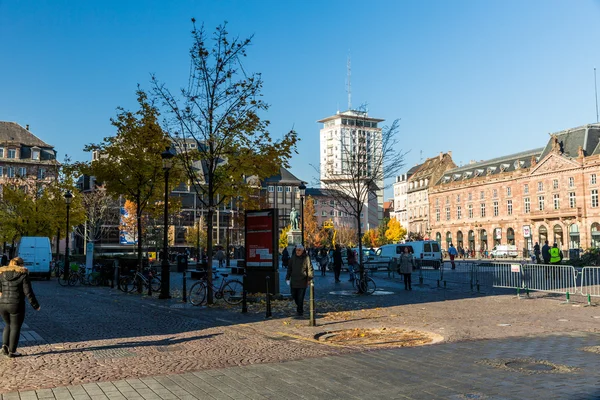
[439,261,476,289]
[490,262,524,290]
[521,264,577,295]
[580,266,600,299]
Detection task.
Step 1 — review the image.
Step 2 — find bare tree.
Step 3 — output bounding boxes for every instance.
[318,108,405,292]
[152,21,297,303]
[73,185,119,249]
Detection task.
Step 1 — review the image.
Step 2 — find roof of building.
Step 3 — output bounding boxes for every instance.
[0,122,52,148]
[538,123,600,159]
[437,147,543,185]
[262,167,303,185]
[317,109,385,124]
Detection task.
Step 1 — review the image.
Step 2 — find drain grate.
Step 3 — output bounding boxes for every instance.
[478,358,577,374]
[155,345,185,352]
[92,348,137,359]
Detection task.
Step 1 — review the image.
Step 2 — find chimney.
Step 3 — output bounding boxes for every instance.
[439,152,443,160]
[448,151,452,158]
[26,124,29,131]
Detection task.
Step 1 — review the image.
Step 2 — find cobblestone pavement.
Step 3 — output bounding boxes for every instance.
[0,263,599,398]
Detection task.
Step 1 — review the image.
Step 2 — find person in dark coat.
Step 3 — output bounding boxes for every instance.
[541,240,551,264]
[0,257,40,357]
[398,246,415,290]
[533,242,541,264]
[281,247,290,269]
[332,244,343,283]
[285,244,314,316]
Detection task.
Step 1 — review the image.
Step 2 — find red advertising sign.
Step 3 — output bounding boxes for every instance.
[246,210,275,267]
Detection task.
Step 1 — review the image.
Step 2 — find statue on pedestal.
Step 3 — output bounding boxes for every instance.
[290,207,299,231]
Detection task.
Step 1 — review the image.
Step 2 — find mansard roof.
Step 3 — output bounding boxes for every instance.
[0,122,52,148]
[438,148,543,185]
[262,167,303,185]
[538,123,600,159]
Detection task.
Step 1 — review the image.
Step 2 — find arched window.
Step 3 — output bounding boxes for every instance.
[538,225,548,245]
[591,223,600,247]
[507,227,515,245]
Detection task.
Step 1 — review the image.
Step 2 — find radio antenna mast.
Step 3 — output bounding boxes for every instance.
[347,54,352,111]
[595,67,599,123]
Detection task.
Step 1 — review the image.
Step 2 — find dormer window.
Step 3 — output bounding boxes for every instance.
[32,149,40,160]
[500,163,509,172]
[474,169,484,177]
[463,171,472,180]
[442,176,451,183]
[487,166,497,175]
[453,174,461,181]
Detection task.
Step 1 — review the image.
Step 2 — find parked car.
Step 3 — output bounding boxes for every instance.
[490,244,518,258]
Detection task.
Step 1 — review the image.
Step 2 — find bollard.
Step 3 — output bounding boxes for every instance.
[437,279,440,288]
[265,275,272,318]
[443,280,447,289]
[182,270,187,303]
[241,274,248,313]
[588,293,592,306]
[113,261,119,290]
[517,287,520,299]
[526,288,530,298]
[309,280,316,327]
[477,283,480,293]
[566,291,570,303]
[148,270,153,296]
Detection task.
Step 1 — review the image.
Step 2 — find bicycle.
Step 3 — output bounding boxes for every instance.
[352,268,376,295]
[120,268,161,293]
[57,263,87,286]
[188,271,243,306]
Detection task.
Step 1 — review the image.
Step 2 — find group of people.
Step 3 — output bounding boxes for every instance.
[532,241,563,264]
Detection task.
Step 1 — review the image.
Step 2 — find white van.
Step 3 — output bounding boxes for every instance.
[490,244,518,258]
[17,237,52,279]
[376,240,443,268]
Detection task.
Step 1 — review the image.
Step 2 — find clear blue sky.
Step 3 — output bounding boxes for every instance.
[2,0,600,199]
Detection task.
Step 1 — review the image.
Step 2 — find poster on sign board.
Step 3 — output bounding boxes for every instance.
[523,225,531,238]
[245,209,277,269]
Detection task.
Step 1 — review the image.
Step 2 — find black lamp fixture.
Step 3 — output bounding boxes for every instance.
[159,146,174,299]
[298,182,306,246]
[64,190,73,281]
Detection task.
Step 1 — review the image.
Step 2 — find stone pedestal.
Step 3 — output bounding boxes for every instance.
[287,230,302,247]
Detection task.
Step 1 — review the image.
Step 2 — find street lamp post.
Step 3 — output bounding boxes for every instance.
[160,146,174,300]
[64,191,73,282]
[298,182,306,246]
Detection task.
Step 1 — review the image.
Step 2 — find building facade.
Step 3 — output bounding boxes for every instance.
[318,109,384,230]
[429,123,600,255]
[391,166,420,229]
[407,152,456,237]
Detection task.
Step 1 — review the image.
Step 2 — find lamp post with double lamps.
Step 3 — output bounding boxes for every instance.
[64,190,73,281]
[298,182,306,246]
[160,146,174,299]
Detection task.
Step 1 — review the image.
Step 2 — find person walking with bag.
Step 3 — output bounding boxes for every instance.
[0,257,40,357]
[281,247,290,269]
[332,244,343,282]
[285,245,314,317]
[399,247,415,291]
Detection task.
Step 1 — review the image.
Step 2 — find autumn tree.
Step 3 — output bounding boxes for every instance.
[385,218,406,244]
[362,228,379,248]
[318,107,405,291]
[184,215,207,252]
[79,89,177,273]
[335,225,357,247]
[153,21,297,303]
[303,196,325,248]
[279,224,291,251]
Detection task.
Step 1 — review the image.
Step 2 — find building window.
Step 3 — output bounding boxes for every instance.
[538,195,545,211]
[553,179,559,190]
[435,198,439,207]
[7,167,14,178]
[322,211,327,216]
[456,194,460,203]
[0,167,3,176]
[0,148,3,158]
[592,189,599,208]
[480,191,484,200]
[268,186,274,192]
[506,187,512,197]
[492,189,497,198]
[285,187,291,192]
[446,196,450,205]
[32,150,40,160]
[314,199,318,205]
[553,194,560,209]
[18,167,26,177]
[435,208,440,222]
[493,201,499,216]
[277,186,282,192]
[7,149,16,159]
[480,203,486,218]
[569,177,574,188]
[524,184,529,194]
[569,192,576,208]
[524,197,531,213]
[592,174,597,185]
[538,182,544,192]
[468,204,473,219]
[468,192,472,201]
[445,207,450,221]
[507,199,513,215]
[457,206,462,219]
[329,200,335,207]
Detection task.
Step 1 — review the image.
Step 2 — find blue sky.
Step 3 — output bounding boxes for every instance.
[2,0,600,198]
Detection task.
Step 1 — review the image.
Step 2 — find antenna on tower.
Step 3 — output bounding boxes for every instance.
[347,54,352,111]
[420,150,423,162]
[595,67,599,123]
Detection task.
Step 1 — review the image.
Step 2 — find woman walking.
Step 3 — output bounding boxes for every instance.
[285,245,314,316]
[399,247,415,291]
[332,245,343,282]
[0,257,40,357]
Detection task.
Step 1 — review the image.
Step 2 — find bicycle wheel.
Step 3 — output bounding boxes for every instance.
[222,280,243,304]
[189,281,207,306]
[57,272,69,286]
[119,276,132,292]
[68,273,79,286]
[150,277,161,292]
[128,276,141,293]
[87,272,100,286]
[361,276,376,295]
